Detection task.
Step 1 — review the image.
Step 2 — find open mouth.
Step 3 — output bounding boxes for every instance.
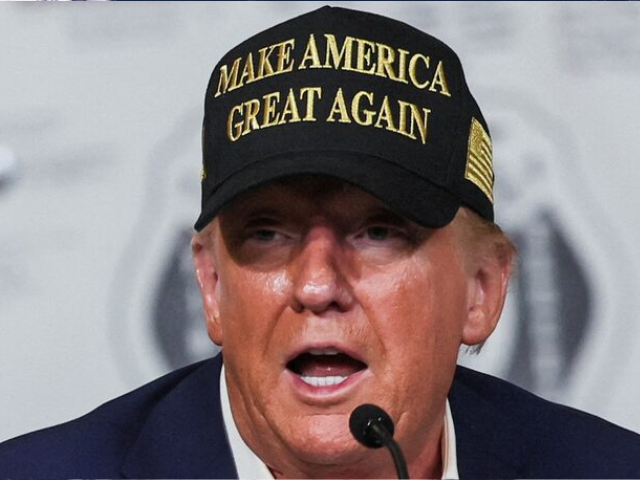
[286,348,368,388]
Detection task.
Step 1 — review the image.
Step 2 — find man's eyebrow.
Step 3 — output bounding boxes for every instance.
[362,208,414,226]
[241,213,286,227]
[223,198,282,218]
[358,207,431,243]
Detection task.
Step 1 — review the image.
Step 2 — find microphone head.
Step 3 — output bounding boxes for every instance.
[349,403,395,449]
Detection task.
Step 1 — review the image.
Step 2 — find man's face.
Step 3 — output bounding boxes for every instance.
[194,177,488,477]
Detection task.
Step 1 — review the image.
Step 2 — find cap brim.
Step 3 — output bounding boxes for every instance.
[194,151,460,231]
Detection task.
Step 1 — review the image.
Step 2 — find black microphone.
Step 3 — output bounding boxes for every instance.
[349,404,409,479]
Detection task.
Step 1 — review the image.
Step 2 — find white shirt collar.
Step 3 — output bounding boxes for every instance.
[220,366,459,479]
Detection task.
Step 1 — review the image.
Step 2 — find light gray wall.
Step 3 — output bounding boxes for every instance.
[1,1,639,443]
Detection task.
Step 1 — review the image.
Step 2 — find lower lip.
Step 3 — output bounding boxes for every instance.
[285,368,371,401]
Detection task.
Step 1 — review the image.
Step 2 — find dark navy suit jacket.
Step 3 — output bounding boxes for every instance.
[1,355,639,478]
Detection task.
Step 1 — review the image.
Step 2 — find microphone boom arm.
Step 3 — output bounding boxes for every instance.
[369,420,409,479]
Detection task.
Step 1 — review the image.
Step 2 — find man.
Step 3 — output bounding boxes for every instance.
[1,6,639,478]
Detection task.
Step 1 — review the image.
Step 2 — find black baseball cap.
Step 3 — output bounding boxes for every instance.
[195,6,494,231]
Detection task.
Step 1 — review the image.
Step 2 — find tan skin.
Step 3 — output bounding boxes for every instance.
[192,177,511,479]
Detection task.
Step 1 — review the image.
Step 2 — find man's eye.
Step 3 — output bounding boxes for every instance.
[252,229,278,242]
[366,226,390,241]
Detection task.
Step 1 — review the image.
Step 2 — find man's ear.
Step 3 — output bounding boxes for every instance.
[191,232,223,346]
[462,252,512,346]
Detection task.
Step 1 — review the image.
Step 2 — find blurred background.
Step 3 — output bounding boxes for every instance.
[1,1,639,443]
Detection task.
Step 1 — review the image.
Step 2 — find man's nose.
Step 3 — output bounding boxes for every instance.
[290,226,354,314]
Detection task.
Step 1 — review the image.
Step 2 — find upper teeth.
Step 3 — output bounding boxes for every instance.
[308,348,340,355]
[301,375,348,387]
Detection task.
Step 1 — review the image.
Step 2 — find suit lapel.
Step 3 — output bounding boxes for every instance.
[121,356,238,479]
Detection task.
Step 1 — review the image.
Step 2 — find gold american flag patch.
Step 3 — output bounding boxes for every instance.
[465,117,494,203]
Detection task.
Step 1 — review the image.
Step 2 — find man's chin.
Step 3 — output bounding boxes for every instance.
[279,415,367,467]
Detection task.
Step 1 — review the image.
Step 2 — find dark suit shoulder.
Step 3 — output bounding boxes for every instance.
[0,359,211,478]
[451,365,640,478]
